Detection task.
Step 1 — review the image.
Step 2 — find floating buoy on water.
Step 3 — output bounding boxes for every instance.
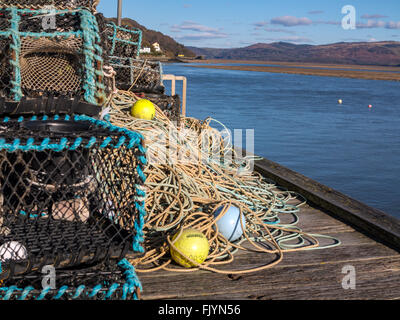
[131,99,156,120]
[170,228,209,268]
[369,104,373,108]
[0,241,28,262]
[338,99,343,104]
[214,204,246,242]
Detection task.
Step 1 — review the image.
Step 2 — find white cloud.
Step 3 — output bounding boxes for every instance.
[271,16,313,27]
[314,20,341,26]
[254,21,269,29]
[256,36,312,43]
[356,20,400,29]
[361,14,388,19]
[171,21,220,33]
[357,20,387,29]
[308,10,324,15]
[175,32,228,41]
[264,27,297,34]
[170,21,228,41]
[386,21,400,29]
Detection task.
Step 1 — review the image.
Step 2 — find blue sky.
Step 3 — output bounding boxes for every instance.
[97,0,400,48]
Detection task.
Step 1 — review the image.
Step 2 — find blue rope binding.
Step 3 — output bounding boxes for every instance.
[0,259,142,300]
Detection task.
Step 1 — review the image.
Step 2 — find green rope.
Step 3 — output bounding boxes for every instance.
[9,7,22,101]
[79,8,97,105]
[107,22,142,58]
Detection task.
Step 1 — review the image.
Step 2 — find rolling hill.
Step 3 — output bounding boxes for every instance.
[101,17,400,66]
[188,41,400,66]
[105,17,196,58]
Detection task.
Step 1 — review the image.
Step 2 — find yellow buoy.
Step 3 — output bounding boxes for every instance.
[170,228,210,268]
[338,99,343,104]
[131,99,155,120]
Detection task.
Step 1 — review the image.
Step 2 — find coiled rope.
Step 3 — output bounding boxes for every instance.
[105,89,341,275]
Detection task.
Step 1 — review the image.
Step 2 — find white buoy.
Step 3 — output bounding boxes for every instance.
[338,99,343,104]
[0,241,28,262]
[214,205,246,242]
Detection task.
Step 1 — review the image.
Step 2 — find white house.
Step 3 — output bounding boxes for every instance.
[152,42,162,52]
[140,47,151,54]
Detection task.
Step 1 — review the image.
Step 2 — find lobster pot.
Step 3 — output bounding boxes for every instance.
[0,115,147,280]
[110,57,164,94]
[0,7,107,110]
[145,93,181,124]
[104,22,142,59]
[0,0,99,11]
[0,259,142,300]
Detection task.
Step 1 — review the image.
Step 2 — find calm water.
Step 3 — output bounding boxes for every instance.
[162,63,400,219]
[187,62,400,73]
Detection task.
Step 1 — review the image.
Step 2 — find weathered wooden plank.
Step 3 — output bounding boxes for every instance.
[279,204,358,234]
[226,239,399,269]
[138,231,398,282]
[139,240,400,294]
[178,272,400,300]
[141,256,400,300]
[253,157,400,251]
[140,260,400,300]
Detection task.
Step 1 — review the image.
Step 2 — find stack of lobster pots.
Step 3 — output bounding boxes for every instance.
[0,0,146,300]
[101,14,182,124]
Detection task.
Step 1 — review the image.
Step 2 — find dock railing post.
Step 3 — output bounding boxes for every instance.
[162,74,187,117]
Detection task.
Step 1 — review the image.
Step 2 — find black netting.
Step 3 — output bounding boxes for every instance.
[0,10,9,30]
[0,117,146,280]
[0,39,12,99]
[111,57,164,94]
[0,11,11,99]
[104,22,142,59]
[19,11,81,33]
[96,13,113,93]
[0,0,99,11]
[96,13,111,64]
[145,93,181,124]
[0,260,141,300]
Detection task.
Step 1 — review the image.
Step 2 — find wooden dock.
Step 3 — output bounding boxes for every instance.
[138,156,400,300]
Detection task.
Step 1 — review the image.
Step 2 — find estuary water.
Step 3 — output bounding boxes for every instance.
[162,63,400,219]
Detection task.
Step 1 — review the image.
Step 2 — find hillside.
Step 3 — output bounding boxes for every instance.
[106,17,196,58]
[188,41,400,66]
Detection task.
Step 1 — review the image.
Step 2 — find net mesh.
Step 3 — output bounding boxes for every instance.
[20,37,83,97]
[0,0,99,11]
[104,22,142,59]
[110,57,164,94]
[0,116,147,280]
[0,10,10,30]
[141,93,181,124]
[0,38,12,99]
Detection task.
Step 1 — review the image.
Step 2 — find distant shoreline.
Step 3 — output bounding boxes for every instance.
[184,59,400,81]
